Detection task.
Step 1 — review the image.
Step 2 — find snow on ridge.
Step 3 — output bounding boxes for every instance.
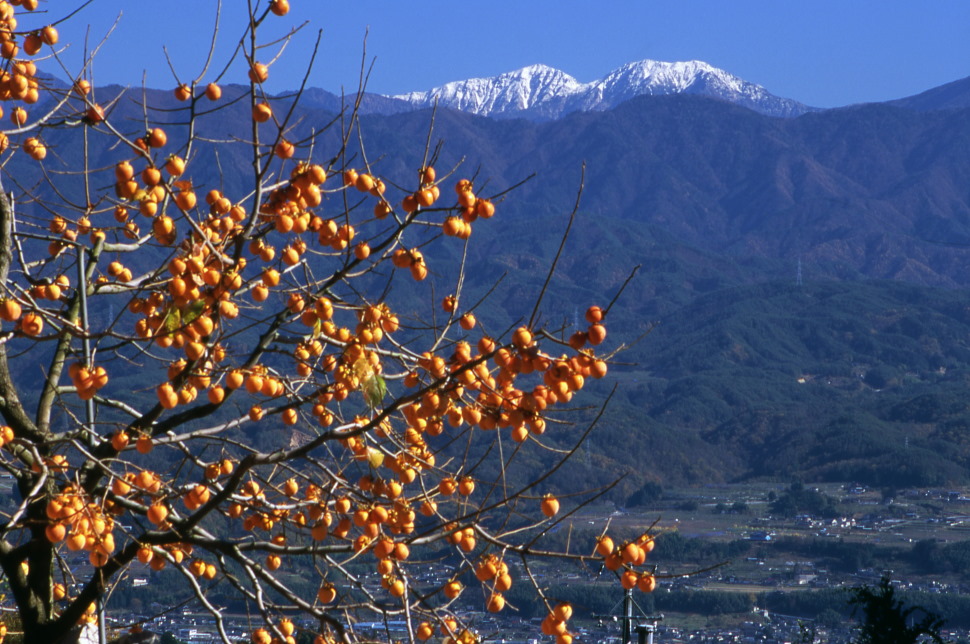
[391,59,809,119]
[597,60,759,100]
[394,64,583,116]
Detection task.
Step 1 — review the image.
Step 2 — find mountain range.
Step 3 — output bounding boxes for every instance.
[21,62,970,492]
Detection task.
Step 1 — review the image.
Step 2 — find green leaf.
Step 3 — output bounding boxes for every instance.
[162,307,181,334]
[182,298,206,324]
[362,374,386,409]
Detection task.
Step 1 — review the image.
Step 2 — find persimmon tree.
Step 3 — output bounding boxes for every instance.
[0,2,654,643]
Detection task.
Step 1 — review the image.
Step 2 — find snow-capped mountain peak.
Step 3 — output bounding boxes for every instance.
[394,64,582,117]
[605,59,722,92]
[392,59,811,120]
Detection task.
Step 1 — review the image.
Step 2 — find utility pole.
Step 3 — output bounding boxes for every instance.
[595,588,662,644]
[622,588,633,644]
[635,616,664,644]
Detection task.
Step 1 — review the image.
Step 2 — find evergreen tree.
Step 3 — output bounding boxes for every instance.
[850,577,947,644]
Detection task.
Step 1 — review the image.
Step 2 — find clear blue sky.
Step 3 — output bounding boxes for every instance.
[50,1,970,108]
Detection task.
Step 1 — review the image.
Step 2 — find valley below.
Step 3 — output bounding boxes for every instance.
[40,479,968,643]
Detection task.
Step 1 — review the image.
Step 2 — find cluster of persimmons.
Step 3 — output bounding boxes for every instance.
[0,1,653,643]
